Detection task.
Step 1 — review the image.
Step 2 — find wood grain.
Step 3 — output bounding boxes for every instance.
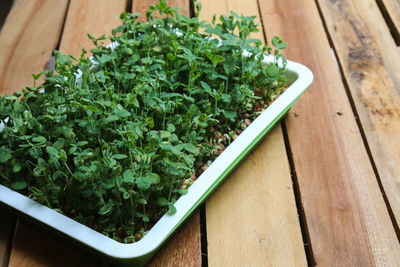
[319,0,400,236]
[132,1,202,265]
[380,0,400,34]
[200,1,307,266]
[0,213,14,267]
[147,213,201,267]
[0,0,69,95]
[8,221,97,267]
[260,0,400,265]
[59,0,126,58]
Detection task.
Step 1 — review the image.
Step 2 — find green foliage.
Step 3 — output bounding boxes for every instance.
[0,0,287,243]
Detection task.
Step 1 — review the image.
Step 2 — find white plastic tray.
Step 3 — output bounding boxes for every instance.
[0,54,313,266]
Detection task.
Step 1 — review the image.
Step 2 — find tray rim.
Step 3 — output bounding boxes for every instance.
[0,54,313,264]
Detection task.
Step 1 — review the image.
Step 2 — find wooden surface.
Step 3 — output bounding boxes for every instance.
[317,0,400,228]
[8,222,97,267]
[1,0,400,266]
[59,0,126,58]
[380,0,400,33]
[260,0,400,265]
[0,213,14,267]
[200,0,306,266]
[0,0,68,95]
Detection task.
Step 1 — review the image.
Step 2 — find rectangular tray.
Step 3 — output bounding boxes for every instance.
[0,54,313,266]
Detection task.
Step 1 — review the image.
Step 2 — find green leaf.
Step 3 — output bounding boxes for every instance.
[157,197,169,206]
[146,172,160,184]
[176,143,198,155]
[167,203,177,214]
[222,108,237,122]
[11,181,27,190]
[98,202,113,215]
[266,64,279,77]
[213,55,225,63]
[116,109,131,118]
[0,147,12,163]
[122,169,135,184]
[46,146,58,155]
[200,81,212,92]
[112,154,128,160]
[136,177,152,190]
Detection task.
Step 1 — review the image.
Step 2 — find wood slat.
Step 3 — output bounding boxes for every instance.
[0,0,69,95]
[380,0,400,35]
[59,0,127,58]
[259,0,400,265]
[147,213,201,267]
[200,1,307,266]
[8,222,97,267]
[318,0,400,239]
[131,1,202,266]
[0,213,14,267]
[7,1,127,266]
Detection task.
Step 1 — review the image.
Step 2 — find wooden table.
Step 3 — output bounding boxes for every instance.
[1,0,400,266]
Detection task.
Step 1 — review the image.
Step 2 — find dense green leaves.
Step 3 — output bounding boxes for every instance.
[0,0,287,243]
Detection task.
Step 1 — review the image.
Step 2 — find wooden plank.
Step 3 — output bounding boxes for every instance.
[8,221,97,267]
[7,1,127,266]
[132,1,202,266]
[0,213,15,267]
[259,0,400,265]
[380,0,400,34]
[318,0,400,240]
[0,0,69,95]
[147,213,201,267]
[59,0,127,58]
[200,1,307,266]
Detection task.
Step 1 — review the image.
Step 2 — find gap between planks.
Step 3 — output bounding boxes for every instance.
[314,0,400,242]
[260,0,400,265]
[316,0,400,241]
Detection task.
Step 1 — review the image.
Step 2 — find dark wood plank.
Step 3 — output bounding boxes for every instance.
[317,0,400,238]
[131,1,202,265]
[0,0,69,95]
[0,213,15,267]
[200,0,306,266]
[259,0,400,265]
[8,221,97,267]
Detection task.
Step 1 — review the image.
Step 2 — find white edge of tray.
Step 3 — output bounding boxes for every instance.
[0,54,313,260]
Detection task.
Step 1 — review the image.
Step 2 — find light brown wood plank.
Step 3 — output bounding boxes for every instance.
[380,0,400,34]
[0,212,15,267]
[147,213,201,267]
[200,1,307,266]
[8,221,97,267]
[318,0,400,240]
[0,0,69,95]
[132,1,202,265]
[59,0,126,58]
[260,0,400,265]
